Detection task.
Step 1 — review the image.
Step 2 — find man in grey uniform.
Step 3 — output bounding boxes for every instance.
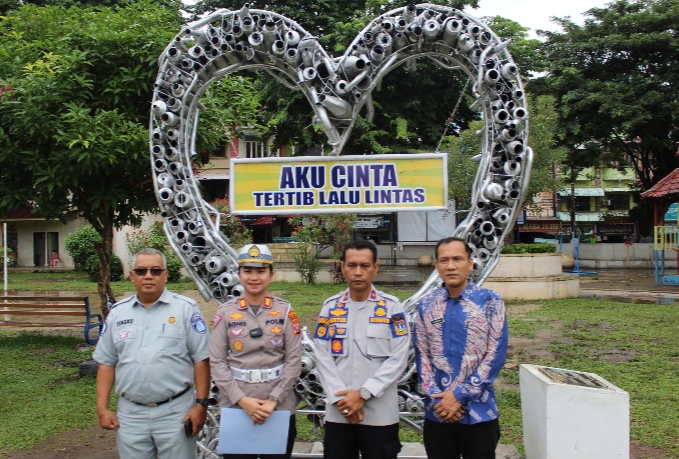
[314,240,410,459]
[93,248,210,459]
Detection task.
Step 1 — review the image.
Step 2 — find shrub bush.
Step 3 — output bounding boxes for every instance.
[0,248,15,272]
[124,222,184,283]
[65,225,101,270]
[165,251,183,283]
[84,254,123,282]
[501,243,557,254]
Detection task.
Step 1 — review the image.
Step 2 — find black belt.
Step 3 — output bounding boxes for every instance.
[128,386,191,407]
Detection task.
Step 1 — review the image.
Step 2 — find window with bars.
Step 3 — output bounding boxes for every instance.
[574,196,591,211]
[608,194,630,211]
[245,136,270,158]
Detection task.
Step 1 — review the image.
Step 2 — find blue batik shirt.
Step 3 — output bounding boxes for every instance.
[413,281,508,424]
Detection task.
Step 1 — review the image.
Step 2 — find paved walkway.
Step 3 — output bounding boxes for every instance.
[289,441,520,458]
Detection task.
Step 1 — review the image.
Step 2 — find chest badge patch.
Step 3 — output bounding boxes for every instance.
[229,312,244,319]
[374,306,387,317]
[118,330,130,340]
[330,308,347,317]
[168,316,176,324]
[233,340,243,351]
[269,338,283,348]
[270,326,283,334]
[229,328,244,337]
[268,310,282,316]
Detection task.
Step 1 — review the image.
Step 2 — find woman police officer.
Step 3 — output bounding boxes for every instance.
[210,244,302,459]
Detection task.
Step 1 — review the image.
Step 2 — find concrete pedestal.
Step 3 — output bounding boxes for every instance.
[519,364,629,459]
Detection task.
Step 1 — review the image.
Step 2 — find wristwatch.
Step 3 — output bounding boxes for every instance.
[268,395,279,404]
[195,398,210,408]
[359,387,372,401]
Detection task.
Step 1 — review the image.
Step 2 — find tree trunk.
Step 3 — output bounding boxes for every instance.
[93,209,116,318]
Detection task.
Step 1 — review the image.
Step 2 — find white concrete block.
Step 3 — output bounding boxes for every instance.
[520,364,629,459]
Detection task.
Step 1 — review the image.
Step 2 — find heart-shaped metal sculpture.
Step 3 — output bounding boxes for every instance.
[150,3,532,444]
[150,2,532,303]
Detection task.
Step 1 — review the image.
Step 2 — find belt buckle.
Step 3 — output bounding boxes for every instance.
[250,369,262,383]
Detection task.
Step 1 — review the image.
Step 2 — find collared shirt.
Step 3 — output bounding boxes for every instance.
[413,281,508,424]
[313,286,410,426]
[209,295,302,412]
[93,289,210,404]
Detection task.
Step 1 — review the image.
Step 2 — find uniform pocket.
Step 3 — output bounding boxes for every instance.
[366,324,391,357]
[113,326,138,354]
[157,323,183,353]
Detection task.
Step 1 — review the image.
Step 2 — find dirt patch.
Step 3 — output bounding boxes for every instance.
[0,427,118,459]
[29,347,57,356]
[508,326,568,362]
[506,303,543,314]
[23,278,69,283]
[631,442,671,459]
[593,350,639,363]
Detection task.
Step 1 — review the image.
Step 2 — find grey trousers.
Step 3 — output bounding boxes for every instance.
[116,389,196,459]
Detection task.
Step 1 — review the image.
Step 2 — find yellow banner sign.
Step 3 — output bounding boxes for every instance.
[230,154,448,215]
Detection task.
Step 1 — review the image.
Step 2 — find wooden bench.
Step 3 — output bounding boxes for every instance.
[0,295,102,346]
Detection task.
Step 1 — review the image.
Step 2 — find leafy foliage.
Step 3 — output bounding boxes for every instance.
[500,243,556,254]
[84,253,123,282]
[124,222,183,282]
[0,2,184,311]
[531,0,679,192]
[287,214,355,283]
[212,198,253,249]
[191,0,542,154]
[291,242,322,284]
[0,247,14,272]
[64,224,101,271]
[288,214,355,255]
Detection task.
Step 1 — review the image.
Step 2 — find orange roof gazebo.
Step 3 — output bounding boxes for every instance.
[641,168,679,226]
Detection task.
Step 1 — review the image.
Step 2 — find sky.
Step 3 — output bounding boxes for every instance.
[463,0,612,38]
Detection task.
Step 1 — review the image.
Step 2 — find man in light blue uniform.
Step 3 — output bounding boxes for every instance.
[414,237,508,459]
[93,248,211,459]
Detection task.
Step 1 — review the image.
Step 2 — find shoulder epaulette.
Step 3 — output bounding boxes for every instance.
[376,290,400,303]
[110,296,134,309]
[324,291,344,304]
[170,292,199,307]
[271,296,291,306]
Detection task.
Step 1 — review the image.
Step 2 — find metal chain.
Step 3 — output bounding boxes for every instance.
[435,77,472,153]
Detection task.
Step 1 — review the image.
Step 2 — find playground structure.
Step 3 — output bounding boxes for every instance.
[653,226,679,285]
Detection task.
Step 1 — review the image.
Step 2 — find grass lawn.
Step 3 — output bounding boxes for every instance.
[3,270,197,297]
[1,274,678,457]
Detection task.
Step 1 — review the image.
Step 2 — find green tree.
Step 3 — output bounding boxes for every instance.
[0,0,183,15]
[531,0,679,191]
[287,214,355,283]
[192,0,539,155]
[0,3,261,312]
[0,2,184,312]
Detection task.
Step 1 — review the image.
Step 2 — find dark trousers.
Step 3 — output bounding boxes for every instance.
[323,422,401,459]
[423,418,500,459]
[222,415,297,459]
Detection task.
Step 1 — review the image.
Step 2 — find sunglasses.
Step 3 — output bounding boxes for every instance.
[133,268,166,276]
